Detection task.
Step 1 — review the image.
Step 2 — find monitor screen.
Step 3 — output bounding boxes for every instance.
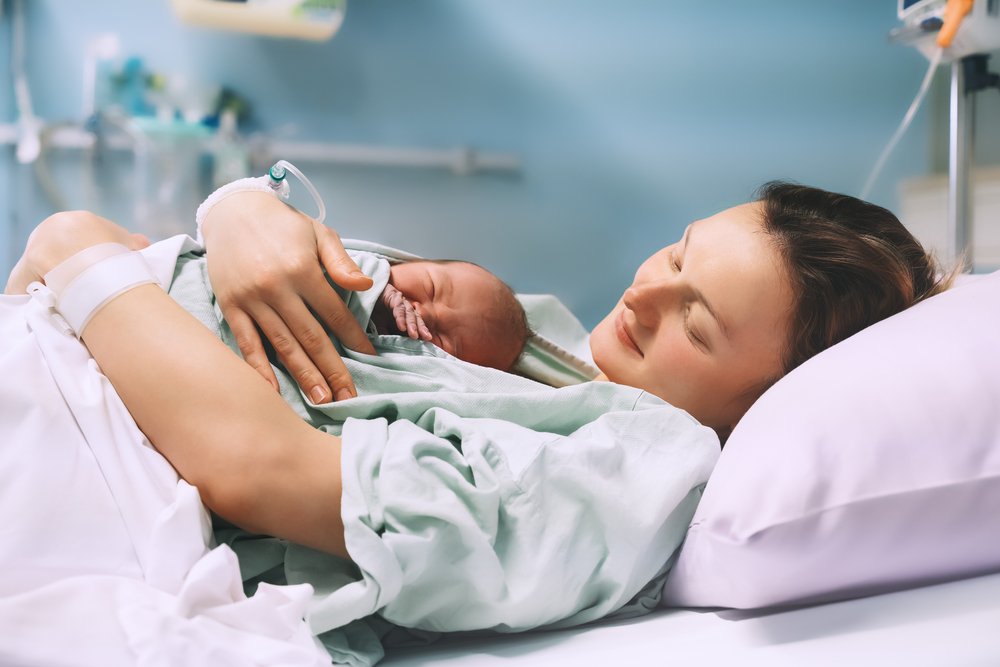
[899,0,943,19]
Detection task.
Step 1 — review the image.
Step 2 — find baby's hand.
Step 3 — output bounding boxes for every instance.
[381,283,433,341]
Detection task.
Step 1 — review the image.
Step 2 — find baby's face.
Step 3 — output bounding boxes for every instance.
[387,261,523,370]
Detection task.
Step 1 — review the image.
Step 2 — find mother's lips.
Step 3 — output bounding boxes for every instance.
[615,309,643,357]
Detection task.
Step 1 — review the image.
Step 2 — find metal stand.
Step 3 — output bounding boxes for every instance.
[948,58,974,270]
[947,53,1000,271]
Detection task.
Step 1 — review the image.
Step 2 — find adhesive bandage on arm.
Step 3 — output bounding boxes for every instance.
[43,242,134,293]
[43,245,159,337]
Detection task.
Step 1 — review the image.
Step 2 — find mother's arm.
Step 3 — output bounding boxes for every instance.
[11,211,350,559]
[201,192,375,403]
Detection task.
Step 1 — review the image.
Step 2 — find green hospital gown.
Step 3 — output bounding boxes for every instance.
[167,240,720,666]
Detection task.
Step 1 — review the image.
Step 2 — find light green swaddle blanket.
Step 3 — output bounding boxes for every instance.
[167,239,720,666]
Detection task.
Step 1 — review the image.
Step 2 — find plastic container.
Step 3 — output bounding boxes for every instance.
[170,0,346,41]
[130,117,212,239]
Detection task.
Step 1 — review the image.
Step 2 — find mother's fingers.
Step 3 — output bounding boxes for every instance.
[252,297,359,404]
[301,267,375,356]
[314,221,374,292]
[249,303,333,404]
[221,304,280,392]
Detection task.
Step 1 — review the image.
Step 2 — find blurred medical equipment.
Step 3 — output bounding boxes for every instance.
[170,0,347,41]
[10,0,40,165]
[875,0,1000,268]
[895,0,1000,59]
[0,0,519,242]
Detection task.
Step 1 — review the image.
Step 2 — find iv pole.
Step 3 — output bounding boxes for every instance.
[948,57,973,270]
[891,0,1000,272]
[947,54,999,270]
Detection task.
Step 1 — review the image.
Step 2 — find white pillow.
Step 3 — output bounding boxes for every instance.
[662,270,1000,608]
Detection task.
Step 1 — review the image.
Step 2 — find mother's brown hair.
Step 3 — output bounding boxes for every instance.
[757,181,954,375]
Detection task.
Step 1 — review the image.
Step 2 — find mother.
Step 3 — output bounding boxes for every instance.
[6,181,948,652]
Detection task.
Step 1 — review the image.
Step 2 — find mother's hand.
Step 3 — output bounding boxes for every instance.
[200,191,375,403]
[4,211,150,294]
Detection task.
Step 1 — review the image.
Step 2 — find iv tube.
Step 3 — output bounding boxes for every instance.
[861,48,943,200]
[268,159,327,224]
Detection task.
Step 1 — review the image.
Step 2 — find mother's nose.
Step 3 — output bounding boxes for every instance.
[623,279,679,325]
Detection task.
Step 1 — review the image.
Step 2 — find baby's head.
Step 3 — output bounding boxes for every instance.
[374,260,530,372]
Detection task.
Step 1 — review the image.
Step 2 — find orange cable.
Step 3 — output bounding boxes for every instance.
[936,0,975,48]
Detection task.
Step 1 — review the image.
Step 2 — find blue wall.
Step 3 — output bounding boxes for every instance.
[2,0,944,326]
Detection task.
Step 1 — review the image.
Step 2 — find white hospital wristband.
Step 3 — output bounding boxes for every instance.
[44,242,131,293]
[51,251,159,337]
[194,177,278,245]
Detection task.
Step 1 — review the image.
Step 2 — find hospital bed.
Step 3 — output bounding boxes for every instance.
[382,571,1000,666]
[1,237,998,666]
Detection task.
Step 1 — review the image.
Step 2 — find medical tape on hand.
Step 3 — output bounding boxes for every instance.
[48,250,158,337]
[194,176,278,245]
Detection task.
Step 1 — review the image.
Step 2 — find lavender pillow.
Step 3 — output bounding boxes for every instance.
[662,271,1000,608]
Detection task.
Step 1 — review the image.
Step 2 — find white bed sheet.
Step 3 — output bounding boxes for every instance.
[382,572,1000,666]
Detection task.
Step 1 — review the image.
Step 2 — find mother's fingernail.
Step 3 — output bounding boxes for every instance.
[335,388,354,402]
[311,386,328,403]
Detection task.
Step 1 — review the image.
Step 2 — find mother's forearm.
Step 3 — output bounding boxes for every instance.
[82,284,349,558]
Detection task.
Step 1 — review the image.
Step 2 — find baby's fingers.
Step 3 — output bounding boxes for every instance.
[414,311,433,341]
[391,300,410,336]
[400,297,420,338]
[386,292,408,332]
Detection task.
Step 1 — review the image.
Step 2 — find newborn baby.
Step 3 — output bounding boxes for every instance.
[370,260,530,372]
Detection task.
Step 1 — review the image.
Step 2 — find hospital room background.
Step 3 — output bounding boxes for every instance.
[2,0,999,328]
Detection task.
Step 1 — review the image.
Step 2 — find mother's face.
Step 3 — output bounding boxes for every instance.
[590,203,794,436]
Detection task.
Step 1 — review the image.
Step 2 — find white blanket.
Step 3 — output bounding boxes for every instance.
[0,237,332,666]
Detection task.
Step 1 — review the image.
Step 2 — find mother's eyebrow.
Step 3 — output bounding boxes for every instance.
[685,225,731,341]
